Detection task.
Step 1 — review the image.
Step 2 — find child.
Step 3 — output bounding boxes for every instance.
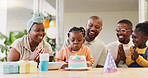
[126,21,148,67]
[55,27,94,68]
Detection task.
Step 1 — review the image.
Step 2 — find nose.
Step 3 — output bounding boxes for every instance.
[117,30,123,34]
[74,40,79,44]
[90,26,95,31]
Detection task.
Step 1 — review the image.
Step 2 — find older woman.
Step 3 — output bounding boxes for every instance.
[7,12,53,62]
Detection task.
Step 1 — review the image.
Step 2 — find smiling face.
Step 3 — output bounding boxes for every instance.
[132,29,147,48]
[86,18,102,41]
[116,23,133,44]
[29,23,45,43]
[68,31,85,51]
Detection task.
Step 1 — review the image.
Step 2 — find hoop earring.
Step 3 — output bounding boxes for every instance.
[146,40,148,46]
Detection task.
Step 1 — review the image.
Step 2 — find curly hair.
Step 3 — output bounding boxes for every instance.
[135,21,148,36]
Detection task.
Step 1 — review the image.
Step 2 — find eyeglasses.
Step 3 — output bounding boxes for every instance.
[116,28,131,33]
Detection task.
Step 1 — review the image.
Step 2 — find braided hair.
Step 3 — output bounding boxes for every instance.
[68,27,85,38]
[135,21,148,36]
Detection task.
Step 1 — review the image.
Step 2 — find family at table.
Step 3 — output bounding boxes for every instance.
[7,12,148,68]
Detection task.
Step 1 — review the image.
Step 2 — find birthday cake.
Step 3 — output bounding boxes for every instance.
[68,55,87,68]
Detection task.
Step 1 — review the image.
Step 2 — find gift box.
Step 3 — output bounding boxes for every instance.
[2,62,19,74]
[26,61,37,73]
[19,60,27,74]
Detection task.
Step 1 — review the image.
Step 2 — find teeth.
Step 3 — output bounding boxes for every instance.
[90,31,95,34]
[37,36,43,39]
[119,36,124,38]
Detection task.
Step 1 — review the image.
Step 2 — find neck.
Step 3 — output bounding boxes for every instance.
[122,39,130,44]
[28,37,39,51]
[138,45,147,49]
[85,36,95,42]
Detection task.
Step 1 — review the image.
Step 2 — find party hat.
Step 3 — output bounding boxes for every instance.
[103,50,117,73]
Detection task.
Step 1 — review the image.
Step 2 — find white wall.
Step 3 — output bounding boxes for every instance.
[64,11,138,45]
[7,10,138,45]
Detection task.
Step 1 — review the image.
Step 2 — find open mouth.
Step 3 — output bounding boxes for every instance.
[37,36,43,39]
[118,35,124,39]
[89,31,95,37]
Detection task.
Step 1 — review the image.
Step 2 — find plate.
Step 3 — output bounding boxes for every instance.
[64,67,91,71]
[48,67,60,70]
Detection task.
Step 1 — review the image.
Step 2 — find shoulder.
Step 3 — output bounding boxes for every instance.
[82,45,91,51]
[42,40,52,48]
[58,47,69,54]
[106,41,118,48]
[10,35,27,46]
[94,38,106,47]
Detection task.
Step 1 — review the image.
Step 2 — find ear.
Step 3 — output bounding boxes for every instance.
[68,39,70,44]
[130,30,133,35]
[142,36,147,43]
[83,38,85,44]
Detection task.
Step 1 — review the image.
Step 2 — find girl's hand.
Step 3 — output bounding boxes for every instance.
[29,47,44,61]
[61,64,68,69]
[132,49,139,60]
[87,62,91,67]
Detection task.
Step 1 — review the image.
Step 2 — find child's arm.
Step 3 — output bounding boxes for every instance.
[135,55,148,67]
[86,47,94,67]
[54,50,67,65]
[126,46,135,66]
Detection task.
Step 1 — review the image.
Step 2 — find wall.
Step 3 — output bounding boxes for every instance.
[7,11,138,45]
[64,11,138,45]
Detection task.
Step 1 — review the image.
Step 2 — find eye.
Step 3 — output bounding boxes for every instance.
[78,39,82,42]
[36,30,40,32]
[88,24,93,27]
[95,25,101,29]
[121,29,126,32]
[71,39,75,42]
[116,29,120,32]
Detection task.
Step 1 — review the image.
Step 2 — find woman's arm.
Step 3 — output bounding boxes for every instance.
[7,48,20,62]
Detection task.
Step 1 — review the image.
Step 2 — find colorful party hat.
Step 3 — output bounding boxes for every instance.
[103,50,117,73]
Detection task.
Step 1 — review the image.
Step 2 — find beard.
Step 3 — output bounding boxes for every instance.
[87,32,97,40]
[119,39,125,43]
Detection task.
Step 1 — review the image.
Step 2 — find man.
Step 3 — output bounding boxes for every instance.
[62,16,107,68]
[106,19,133,67]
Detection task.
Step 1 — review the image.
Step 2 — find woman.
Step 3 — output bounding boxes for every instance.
[7,12,53,62]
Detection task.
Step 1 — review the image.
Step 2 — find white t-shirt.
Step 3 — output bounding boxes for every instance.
[61,37,107,68]
[106,40,133,67]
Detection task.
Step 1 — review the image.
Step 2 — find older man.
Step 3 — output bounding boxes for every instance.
[106,19,133,67]
[61,16,107,68]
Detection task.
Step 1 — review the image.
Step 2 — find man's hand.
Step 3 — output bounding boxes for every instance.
[118,43,126,62]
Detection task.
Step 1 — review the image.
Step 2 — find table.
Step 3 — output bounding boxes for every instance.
[0,68,148,78]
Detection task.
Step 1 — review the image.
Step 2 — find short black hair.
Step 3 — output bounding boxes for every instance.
[68,27,85,37]
[87,16,103,25]
[117,19,133,29]
[135,21,148,36]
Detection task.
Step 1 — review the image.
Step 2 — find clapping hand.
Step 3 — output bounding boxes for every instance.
[118,43,126,62]
[29,47,44,62]
[131,48,139,60]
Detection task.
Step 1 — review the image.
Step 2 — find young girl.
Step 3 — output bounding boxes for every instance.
[126,21,148,67]
[55,27,94,68]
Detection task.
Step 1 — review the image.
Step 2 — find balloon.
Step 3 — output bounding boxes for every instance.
[46,27,56,39]
[44,19,50,28]
[49,20,56,27]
